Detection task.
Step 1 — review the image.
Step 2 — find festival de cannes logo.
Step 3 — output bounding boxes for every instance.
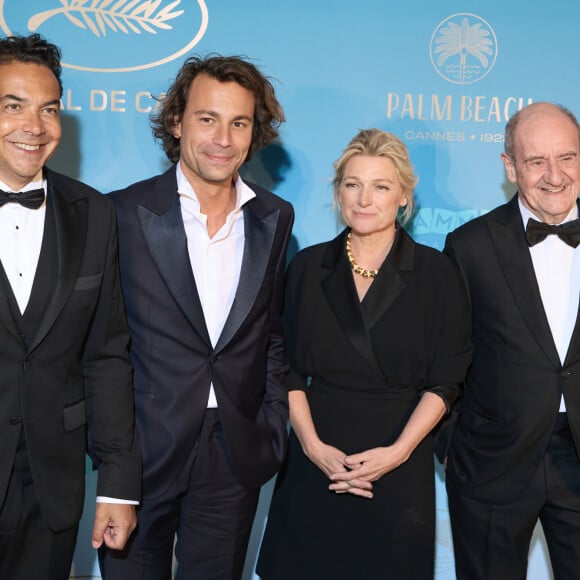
[430,13,497,85]
[0,0,208,72]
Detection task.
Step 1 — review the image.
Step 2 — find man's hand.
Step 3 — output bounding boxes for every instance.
[91,503,137,550]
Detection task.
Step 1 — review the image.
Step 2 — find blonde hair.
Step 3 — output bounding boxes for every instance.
[333,129,417,225]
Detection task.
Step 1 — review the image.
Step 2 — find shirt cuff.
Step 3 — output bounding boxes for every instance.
[96,496,139,505]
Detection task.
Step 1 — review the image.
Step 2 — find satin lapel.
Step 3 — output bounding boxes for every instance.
[563,200,580,366]
[362,229,410,330]
[566,307,580,366]
[0,262,21,340]
[28,184,86,352]
[321,231,384,378]
[488,197,560,366]
[214,201,279,352]
[138,199,211,347]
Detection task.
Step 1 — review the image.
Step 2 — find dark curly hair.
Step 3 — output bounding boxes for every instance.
[0,34,62,97]
[151,54,285,163]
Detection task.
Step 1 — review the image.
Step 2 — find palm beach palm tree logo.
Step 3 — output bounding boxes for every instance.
[429,13,497,85]
[0,0,208,72]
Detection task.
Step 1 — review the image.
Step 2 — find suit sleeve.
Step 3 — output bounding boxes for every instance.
[425,251,472,405]
[262,203,295,462]
[281,251,310,392]
[82,200,141,501]
[433,233,471,463]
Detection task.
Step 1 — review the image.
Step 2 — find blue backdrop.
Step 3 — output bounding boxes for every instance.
[2,1,577,577]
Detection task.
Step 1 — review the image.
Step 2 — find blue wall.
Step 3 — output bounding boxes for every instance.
[3,1,576,577]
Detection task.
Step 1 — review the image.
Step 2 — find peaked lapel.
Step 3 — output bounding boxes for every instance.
[137,171,211,347]
[362,228,412,329]
[565,306,580,367]
[214,192,279,352]
[28,178,87,353]
[488,196,560,367]
[0,261,21,341]
[562,199,580,366]
[321,229,385,379]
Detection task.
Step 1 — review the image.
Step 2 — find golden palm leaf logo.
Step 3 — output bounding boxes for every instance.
[28,0,184,37]
[0,0,208,72]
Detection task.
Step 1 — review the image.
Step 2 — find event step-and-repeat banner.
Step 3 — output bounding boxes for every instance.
[2,1,577,577]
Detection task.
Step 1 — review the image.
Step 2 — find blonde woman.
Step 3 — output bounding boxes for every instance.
[257,129,471,579]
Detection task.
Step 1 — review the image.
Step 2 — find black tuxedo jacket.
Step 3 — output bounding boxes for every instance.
[111,166,294,498]
[439,195,580,504]
[0,168,140,532]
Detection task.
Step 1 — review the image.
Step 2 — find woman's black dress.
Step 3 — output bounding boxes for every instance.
[256,229,471,580]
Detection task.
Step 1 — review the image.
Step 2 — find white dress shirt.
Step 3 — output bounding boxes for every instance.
[520,199,580,412]
[0,178,46,313]
[177,163,255,408]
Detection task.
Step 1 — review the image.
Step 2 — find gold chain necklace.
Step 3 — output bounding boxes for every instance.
[346,231,379,278]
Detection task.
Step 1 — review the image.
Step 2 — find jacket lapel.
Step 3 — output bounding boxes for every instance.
[562,200,580,366]
[28,179,87,352]
[362,228,411,329]
[138,177,211,347]
[488,196,560,366]
[214,195,279,352]
[321,230,384,378]
[565,307,580,366]
[0,263,21,341]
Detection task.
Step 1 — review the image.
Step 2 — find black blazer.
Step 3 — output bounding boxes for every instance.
[0,168,140,532]
[440,195,580,504]
[284,228,471,413]
[111,166,294,498]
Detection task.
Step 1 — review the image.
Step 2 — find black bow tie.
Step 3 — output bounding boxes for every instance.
[525,217,580,248]
[0,188,45,209]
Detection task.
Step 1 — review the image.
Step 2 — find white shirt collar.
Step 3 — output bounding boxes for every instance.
[0,177,47,195]
[518,196,578,227]
[175,163,256,212]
